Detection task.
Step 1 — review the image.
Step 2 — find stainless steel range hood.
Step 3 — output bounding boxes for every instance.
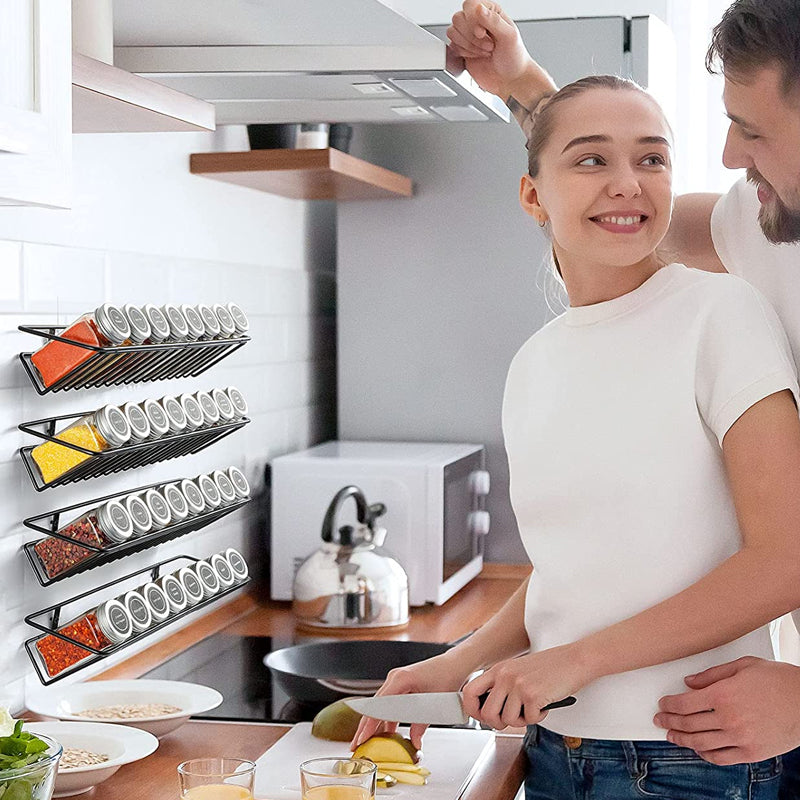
[112,0,510,124]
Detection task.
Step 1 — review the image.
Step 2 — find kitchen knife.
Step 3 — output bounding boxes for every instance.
[344,692,576,725]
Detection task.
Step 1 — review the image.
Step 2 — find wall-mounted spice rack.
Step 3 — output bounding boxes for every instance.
[19,413,249,491]
[22,481,249,587]
[18,325,249,395]
[24,553,250,686]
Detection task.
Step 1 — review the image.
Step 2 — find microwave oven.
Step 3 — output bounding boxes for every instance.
[270,441,490,606]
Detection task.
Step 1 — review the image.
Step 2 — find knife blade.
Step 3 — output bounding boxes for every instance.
[344,692,576,725]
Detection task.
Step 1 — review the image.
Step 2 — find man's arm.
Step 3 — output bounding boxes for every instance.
[659,193,726,273]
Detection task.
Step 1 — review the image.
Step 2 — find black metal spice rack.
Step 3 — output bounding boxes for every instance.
[22,481,249,586]
[24,554,250,686]
[18,325,249,395]
[18,413,249,491]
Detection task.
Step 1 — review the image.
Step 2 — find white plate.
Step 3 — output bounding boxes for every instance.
[26,721,158,797]
[26,679,223,737]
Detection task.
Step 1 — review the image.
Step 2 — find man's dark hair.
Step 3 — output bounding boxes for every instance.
[706,0,800,95]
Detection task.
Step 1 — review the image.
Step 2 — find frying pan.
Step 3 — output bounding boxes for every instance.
[264,639,455,705]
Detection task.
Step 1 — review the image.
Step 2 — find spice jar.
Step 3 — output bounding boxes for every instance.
[195,473,222,511]
[155,573,188,615]
[178,393,205,431]
[173,566,204,606]
[159,396,188,435]
[180,305,205,341]
[123,304,152,345]
[142,304,171,344]
[34,598,133,678]
[118,590,152,633]
[212,304,236,338]
[196,304,221,340]
[139,487,172,531]
[121,401,152,443]
[226,466,251,501]
[140,398,171,439]
[161,304,189,342]
[210,469,237,506]
[223,548,249,583]
[30,304,131,389]
[140,582,170,624]
[194,391,221,427]
[225,386,248,420]
[31,405,132,485]
[194,559,221,598]
[210,553,236,589]
[32,499,135,580]
[122,494,153,537]
[179,478,206,517]
[226,303,249,337]
[211,388,236,424]
[161,483,190,523]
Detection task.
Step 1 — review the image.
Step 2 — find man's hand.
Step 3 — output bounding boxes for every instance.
[654,657,800,765]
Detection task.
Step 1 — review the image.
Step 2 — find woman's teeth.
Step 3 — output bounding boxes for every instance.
[595,215,643,225]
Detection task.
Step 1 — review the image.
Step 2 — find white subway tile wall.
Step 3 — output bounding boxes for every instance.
[0,242,335,711]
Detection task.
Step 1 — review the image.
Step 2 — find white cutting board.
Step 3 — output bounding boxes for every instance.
[254,723,494,800]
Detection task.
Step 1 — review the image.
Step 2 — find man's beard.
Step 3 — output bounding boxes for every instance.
[747,168,800,244]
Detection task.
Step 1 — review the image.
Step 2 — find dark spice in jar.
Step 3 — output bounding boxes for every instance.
[33,513,111,579]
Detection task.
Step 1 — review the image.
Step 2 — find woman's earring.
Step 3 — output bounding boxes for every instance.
[538,218,547,228]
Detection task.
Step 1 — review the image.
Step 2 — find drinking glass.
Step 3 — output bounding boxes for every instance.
[300,757,377,800]
[177,757,256,800]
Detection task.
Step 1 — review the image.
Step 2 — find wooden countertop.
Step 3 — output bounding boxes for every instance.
[85,564,531,800]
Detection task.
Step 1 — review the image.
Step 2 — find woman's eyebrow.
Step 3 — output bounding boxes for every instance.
[561,134,671,154]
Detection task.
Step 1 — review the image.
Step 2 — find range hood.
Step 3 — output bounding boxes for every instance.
[112,0,510,125]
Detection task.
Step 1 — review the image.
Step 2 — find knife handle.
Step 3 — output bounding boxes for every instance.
[477,693,577,714]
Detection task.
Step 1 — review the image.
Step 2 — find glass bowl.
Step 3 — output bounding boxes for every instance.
[0,733,62,800]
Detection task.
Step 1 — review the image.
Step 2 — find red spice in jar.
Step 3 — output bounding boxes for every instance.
[30,319,102,388]
[32,514,112,580]
[35,612,112,678]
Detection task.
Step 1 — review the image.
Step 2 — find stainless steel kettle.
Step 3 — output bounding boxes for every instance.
[292,485,410,629]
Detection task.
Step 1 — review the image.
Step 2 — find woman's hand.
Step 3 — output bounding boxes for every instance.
[349,652,470,751]
[461,643,592,730]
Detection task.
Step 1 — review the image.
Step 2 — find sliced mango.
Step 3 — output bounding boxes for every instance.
[374,762,430,776]
[353,733,420,764]
[376,772,397,789]
[381,770,427,786]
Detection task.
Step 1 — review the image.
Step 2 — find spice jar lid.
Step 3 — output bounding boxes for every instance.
[123,304,152,344]
[211,470,237,504]
[161,483,190,521]
[121,402,151,442]
[211,388,235,422]
[179,479,206,515]
[195,559,220,597]
[197,304,221,338]
[94,405,132,448]
[179,304,205,341]
[223,548,249,582]
[94,304,131,344]
[141,488,172,528]
[156,574,187,614]
[141,399,170,438]
[210,553,236,588]
[226,303,249,335]
[97,500,134,542]
[195,474,222,508]
[95,598,134,643]
[225,386,248,419]
[119,590,152,632]
[212,304,236,337]
[160,396,188,433]
[225,466,250,499]
[122,494,153,536]
[194,391,221,425]
[161,304,190,341]
[178,393,205,430]
[141,582,170,622]
[174,566,204,605]
[142,304,170,343]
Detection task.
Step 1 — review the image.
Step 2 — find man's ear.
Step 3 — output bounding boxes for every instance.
[520,174,547,223]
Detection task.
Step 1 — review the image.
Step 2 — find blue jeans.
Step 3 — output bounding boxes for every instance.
[524,725,782,800]
[780,746,800,799]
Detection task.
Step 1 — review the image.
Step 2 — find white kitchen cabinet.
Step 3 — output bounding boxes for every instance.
[0,0,71,207]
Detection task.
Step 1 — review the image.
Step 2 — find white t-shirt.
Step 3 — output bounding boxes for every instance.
[502,263,798,740]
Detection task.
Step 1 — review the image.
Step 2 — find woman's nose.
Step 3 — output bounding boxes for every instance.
[607,167,641,198]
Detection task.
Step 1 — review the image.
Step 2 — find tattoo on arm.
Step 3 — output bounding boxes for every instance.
[506,93,553,142]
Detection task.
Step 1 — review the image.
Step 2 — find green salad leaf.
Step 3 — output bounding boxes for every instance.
[0,709,53,800]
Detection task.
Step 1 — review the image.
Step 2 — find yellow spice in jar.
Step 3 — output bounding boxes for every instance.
[31,423,107,484]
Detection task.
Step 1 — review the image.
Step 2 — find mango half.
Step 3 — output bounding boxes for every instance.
[311,698,364,742]
[352,733,421,765]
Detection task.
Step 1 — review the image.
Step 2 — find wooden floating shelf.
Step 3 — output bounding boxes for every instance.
[72,53,216,133]
[189,148,413,200]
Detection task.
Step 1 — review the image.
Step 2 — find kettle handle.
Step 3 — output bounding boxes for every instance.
[321,485,369,543]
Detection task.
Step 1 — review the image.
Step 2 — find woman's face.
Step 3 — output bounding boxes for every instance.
[525,88,673,275]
